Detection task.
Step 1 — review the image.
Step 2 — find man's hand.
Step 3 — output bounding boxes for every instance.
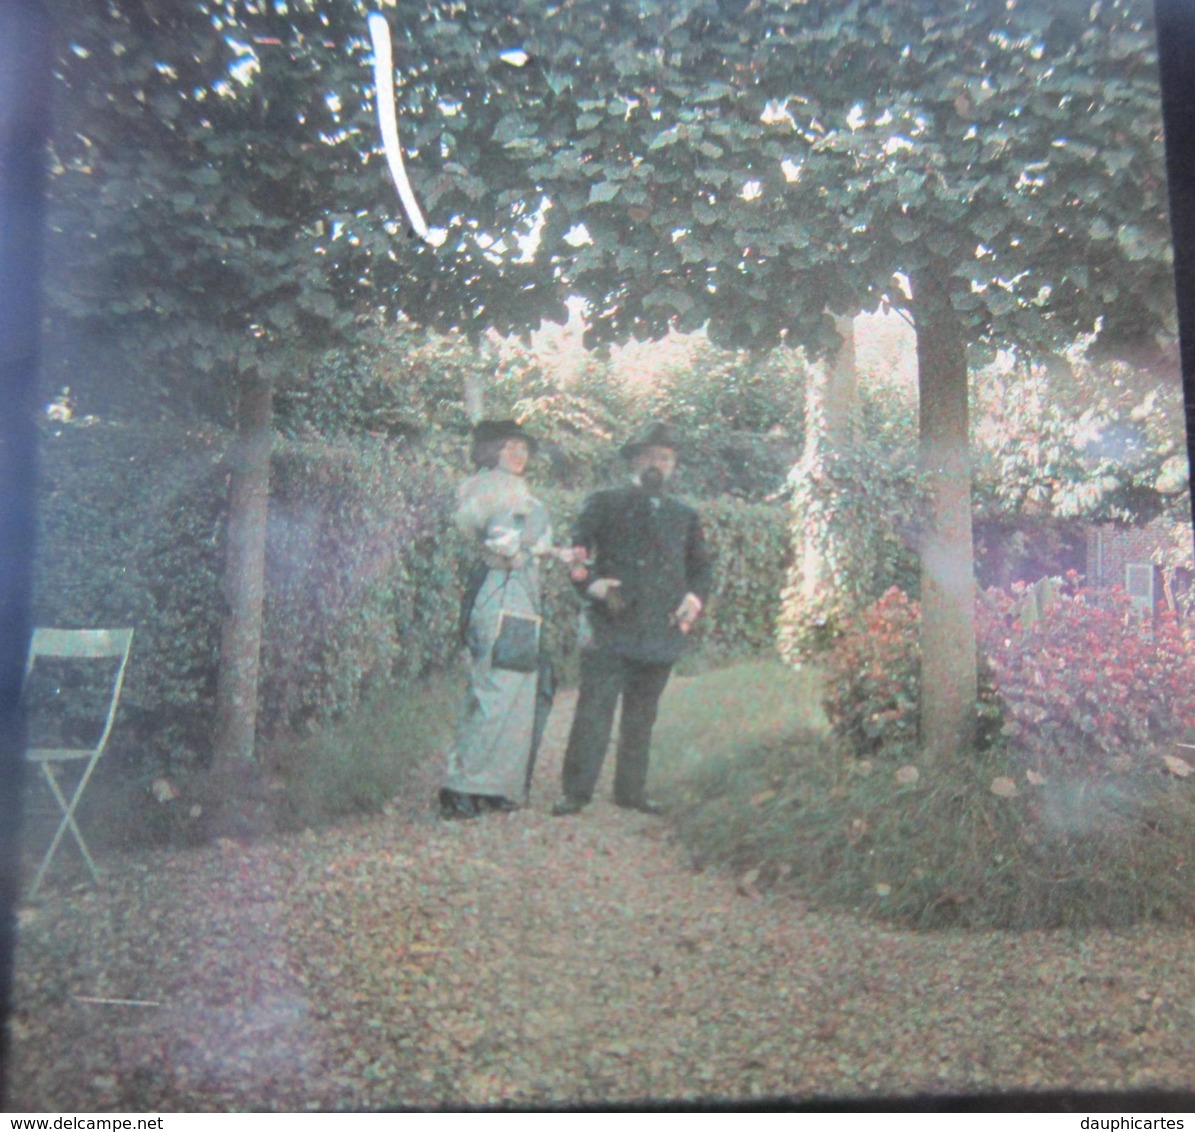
[588,577,626,615]
[672,592,703,634]
[587,578,622,601]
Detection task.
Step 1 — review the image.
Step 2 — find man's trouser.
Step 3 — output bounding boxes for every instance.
[561,649,672,805]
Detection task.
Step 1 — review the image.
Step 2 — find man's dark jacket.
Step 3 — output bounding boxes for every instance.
[572,484,713,665]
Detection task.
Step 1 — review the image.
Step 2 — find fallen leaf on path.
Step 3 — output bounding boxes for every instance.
[1162,755,1192,778]
[990,777,1018,798]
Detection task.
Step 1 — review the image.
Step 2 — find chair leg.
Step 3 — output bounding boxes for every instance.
[28,762,100,899]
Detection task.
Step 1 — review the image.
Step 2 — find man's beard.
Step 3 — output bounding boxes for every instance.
[639,466,666,496]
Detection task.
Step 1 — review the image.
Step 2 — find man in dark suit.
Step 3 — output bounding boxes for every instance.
[552,423,713,816]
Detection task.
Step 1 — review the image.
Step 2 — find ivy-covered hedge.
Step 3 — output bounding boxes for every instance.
[692,496,791,662]
[261,438,458,730]
[777,446,924,665]
[34,421,227,772]
[34,423,788,776]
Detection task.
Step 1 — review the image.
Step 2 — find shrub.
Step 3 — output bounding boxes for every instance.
[976,576,1195,773]
[261,437,460,729]
[274,324,489,440]
[686,497,789,664]
[822,578,1195,771]
[821,586,922,761]
[34,422,474,773]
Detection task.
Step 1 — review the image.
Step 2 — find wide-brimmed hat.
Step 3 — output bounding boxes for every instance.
[470,418,538,467]
[620,421,681,460]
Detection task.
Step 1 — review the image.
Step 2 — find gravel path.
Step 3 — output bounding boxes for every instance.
[9,690,1195,1111]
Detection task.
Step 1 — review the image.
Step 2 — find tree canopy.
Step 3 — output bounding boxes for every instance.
[46,0,1173,379]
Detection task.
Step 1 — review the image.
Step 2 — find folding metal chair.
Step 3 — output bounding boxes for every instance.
[23,627,134,898]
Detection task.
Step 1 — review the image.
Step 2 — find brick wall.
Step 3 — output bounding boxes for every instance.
[1086,518,1194,611]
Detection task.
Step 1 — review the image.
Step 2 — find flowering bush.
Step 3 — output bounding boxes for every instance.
[976,573,1195,773]
[821,587,921,760]
[823,574,1195,773]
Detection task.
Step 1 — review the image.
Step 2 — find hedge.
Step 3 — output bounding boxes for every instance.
[34,421,227,773]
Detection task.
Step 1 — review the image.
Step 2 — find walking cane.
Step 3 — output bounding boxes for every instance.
[524,651,555,802]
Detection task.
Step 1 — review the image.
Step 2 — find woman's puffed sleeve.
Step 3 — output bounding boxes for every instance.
[454,475,491,537]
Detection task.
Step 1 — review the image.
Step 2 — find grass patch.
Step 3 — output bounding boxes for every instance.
[652,658,827,772]
[265,671,459,832]
[652,660,1195,930]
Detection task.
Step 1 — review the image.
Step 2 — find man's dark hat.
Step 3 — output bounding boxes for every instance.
[620,421,681,460]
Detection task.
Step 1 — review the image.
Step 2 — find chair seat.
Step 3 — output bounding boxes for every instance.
[27,748,95,762]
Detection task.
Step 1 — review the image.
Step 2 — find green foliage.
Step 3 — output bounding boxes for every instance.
[694,498,791,662]
[273,326,489,441]
[643,341,806,433]
[47,0,1173,387]
[971,358,1190,524]
[33,420,227,769]
[260,437,466,731]
[654,661,1195,929]
[34,422,466,771]
[777,444,925,663]
[487,335,807,499]
[44,0,373,424]
[488,356,633,490]
[630,341,808,498]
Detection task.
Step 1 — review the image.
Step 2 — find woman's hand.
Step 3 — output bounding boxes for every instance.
[484,527,522,557]
[482,549,525,571]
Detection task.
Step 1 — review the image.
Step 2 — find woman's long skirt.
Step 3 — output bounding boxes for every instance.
[443,566,540,802]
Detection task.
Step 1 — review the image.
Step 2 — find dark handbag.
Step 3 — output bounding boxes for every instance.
[491,609,541,672]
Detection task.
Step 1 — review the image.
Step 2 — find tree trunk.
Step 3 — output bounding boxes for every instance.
[777,316,858,662]
[209,367,272,837]
[463,369,484,423]
[911,264,977,763]
[822,312,858,452]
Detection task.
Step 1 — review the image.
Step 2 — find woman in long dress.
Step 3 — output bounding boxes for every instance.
[439,419,555,820]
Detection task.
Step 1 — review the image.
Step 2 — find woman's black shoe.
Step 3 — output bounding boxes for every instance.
[438,787,480,820]
[480,795,520,812]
